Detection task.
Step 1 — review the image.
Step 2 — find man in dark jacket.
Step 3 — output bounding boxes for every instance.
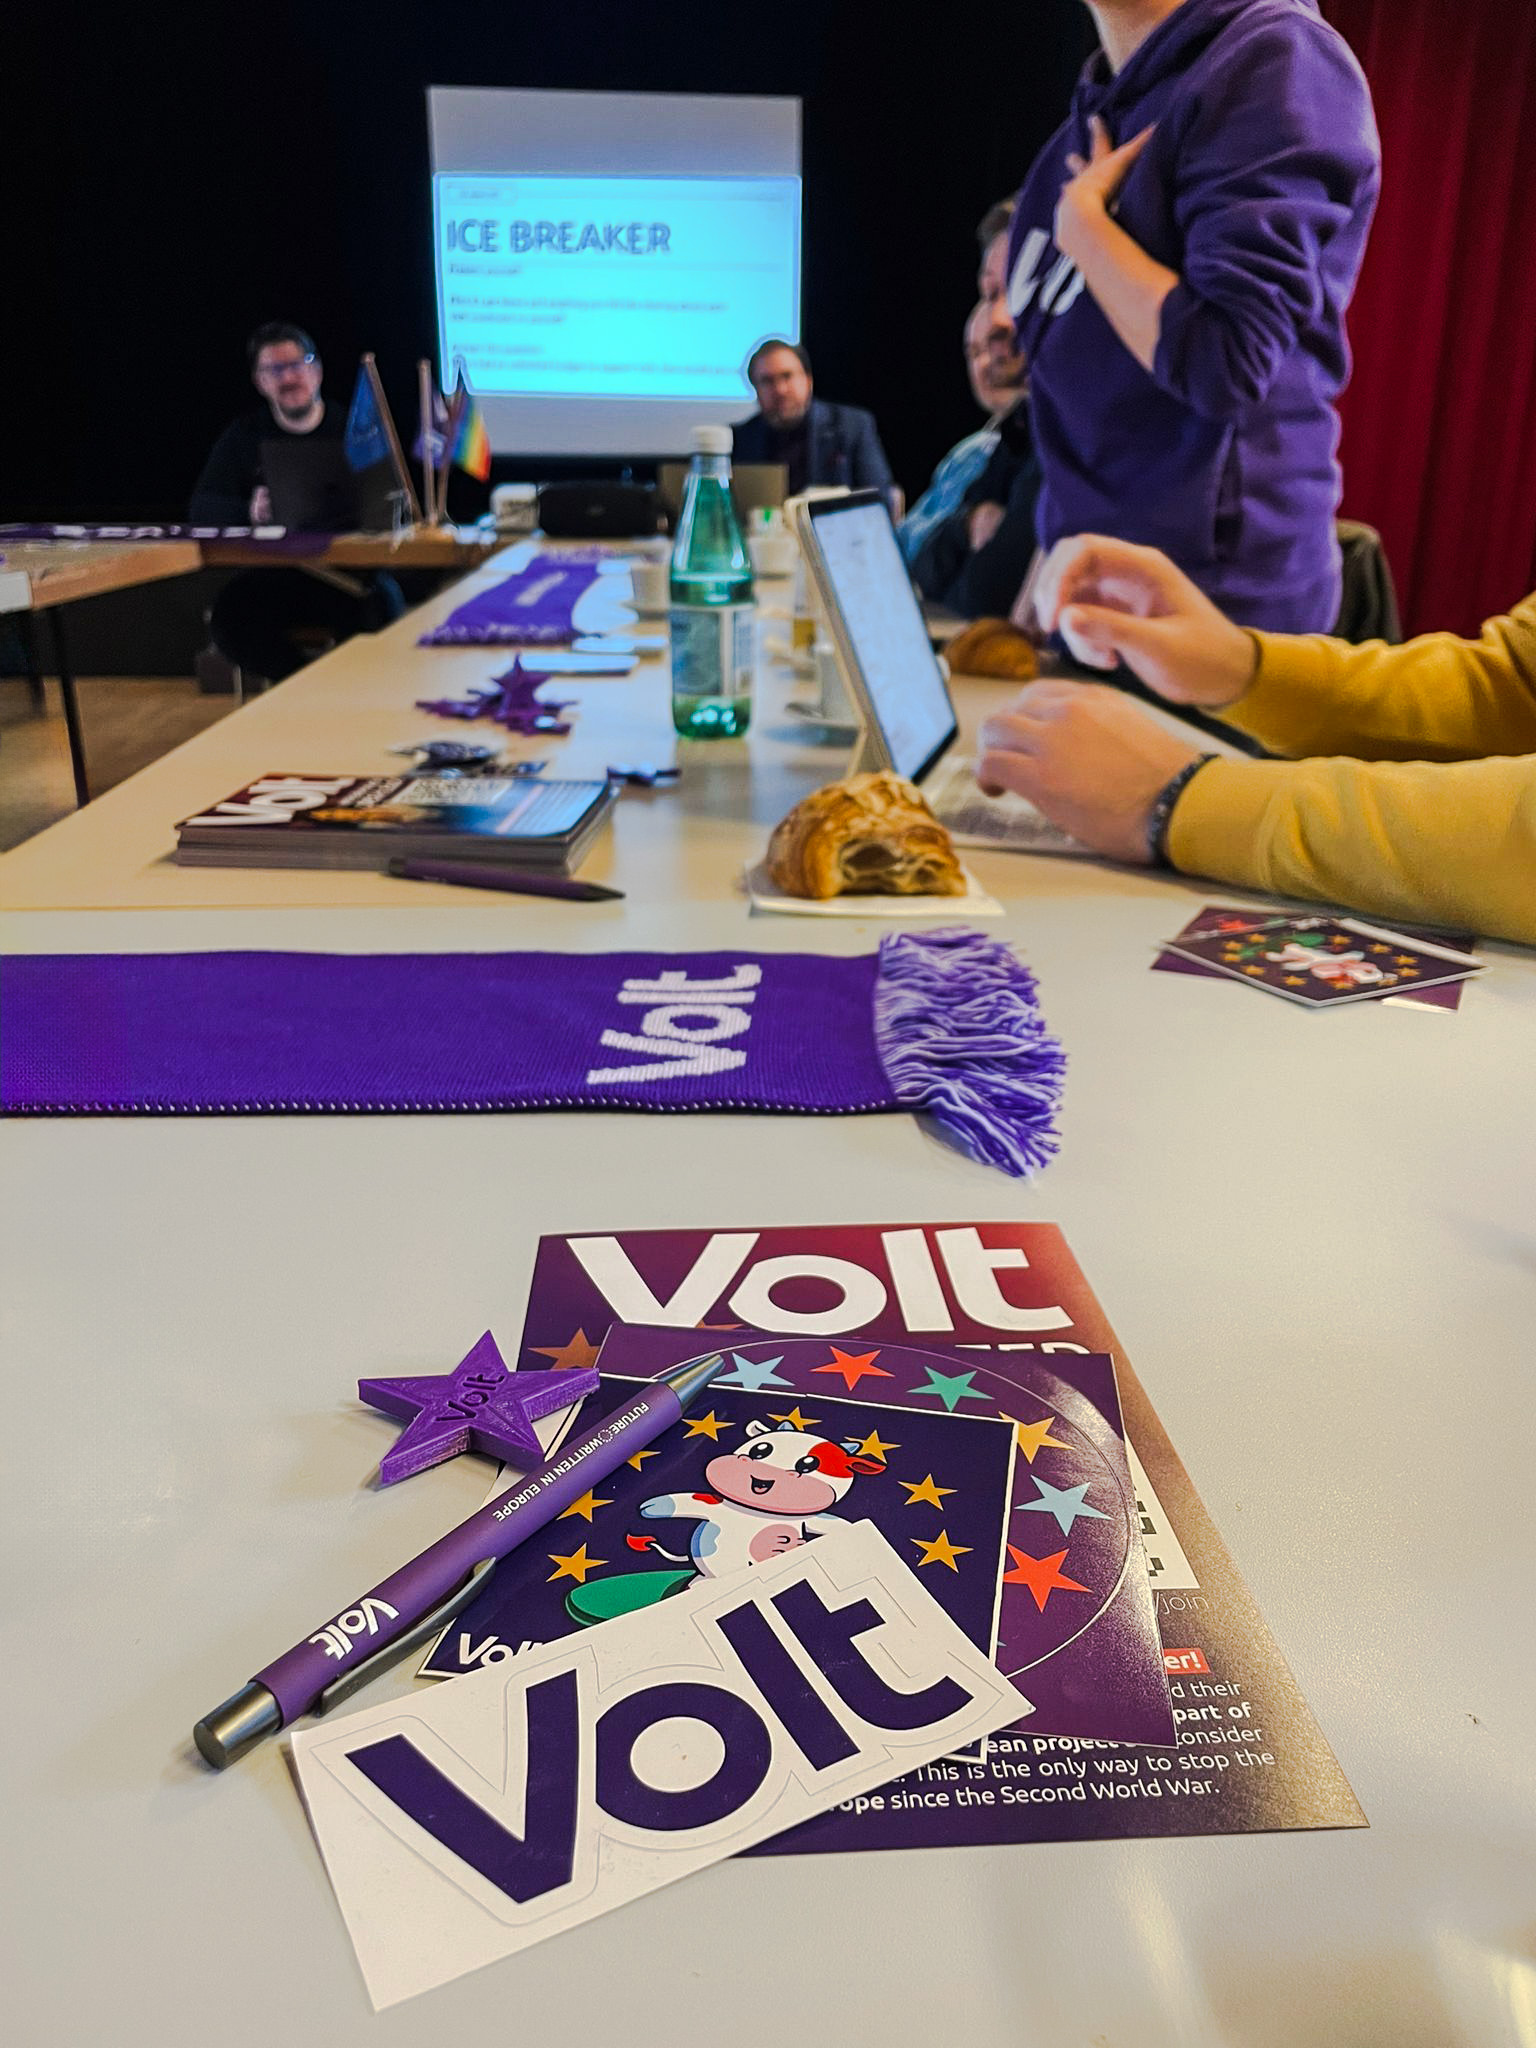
[731,341,894,496]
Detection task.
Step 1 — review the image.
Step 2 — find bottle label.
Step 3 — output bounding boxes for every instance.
[670,605,755,702]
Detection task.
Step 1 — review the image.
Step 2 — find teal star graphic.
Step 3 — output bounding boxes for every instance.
[1016,1475,1109,1536]
[714,1351,792,1393]
[910,1366,989,1414]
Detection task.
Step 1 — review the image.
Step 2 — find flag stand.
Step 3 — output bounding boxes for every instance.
[416,359,445,528]
[363,353,423,527]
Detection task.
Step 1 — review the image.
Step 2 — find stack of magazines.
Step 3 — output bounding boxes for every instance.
[173,771,616,873]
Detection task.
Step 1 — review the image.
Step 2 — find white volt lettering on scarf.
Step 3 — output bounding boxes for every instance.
[1008,227,1088,325]
[585,965,761,1085]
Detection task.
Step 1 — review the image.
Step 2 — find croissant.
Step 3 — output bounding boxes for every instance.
[943,616,1039,679]
[766,771,966,899]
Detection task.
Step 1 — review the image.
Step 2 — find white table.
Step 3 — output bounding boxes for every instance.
[3,552,1534,2046]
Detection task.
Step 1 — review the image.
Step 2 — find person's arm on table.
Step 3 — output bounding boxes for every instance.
[979,538,1536,945]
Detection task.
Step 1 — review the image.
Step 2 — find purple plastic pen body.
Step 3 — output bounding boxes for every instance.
[193,1353,722,1766]
[387,858,624,901]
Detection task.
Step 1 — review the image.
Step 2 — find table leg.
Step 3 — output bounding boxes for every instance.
[48,612,90,806]
[22,613,47,713]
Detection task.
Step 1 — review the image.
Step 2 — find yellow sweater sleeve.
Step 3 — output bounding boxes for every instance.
[1165,596,1536,946]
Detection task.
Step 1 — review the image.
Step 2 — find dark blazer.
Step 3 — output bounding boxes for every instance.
[732,398,895,493]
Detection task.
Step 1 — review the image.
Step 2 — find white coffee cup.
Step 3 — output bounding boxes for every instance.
[629,559,672,615]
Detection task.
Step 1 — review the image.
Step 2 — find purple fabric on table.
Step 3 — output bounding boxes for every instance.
[0,931,1065,1177]
[417,553,608,647]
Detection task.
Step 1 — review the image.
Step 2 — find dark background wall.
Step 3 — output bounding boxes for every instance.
[6,0,1095,523]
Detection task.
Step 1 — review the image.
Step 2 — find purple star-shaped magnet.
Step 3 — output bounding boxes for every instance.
[359,1330,599,1485]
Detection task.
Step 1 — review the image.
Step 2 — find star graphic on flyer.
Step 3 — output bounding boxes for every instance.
[910,1530,971,1571]
[1003,1545,1090,1612]
[625,1448,658,1470]
[530,1328,602,1373]
[683,1410,731,1440]
[1017,1474,1109,1535]
[813,1347,892,1391]
[547,1543,606,1585]
[359,1331,598,1484]
[769,1405,821,1432]
[1014,1417,1071,1465]
[854,1428,899,1461]
[910,1366,989,1413]
[557,1490,612,1523]
[714,1352,793,1393]
[899,1474,956,1510]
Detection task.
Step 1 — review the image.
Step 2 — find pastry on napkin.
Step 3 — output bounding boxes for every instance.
[766,771,966,899]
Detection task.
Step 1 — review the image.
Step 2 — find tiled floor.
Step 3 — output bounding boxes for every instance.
[0,675,235,852]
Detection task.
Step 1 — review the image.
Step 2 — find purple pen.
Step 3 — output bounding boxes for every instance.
[387,858,624,901]
[193,1352,724,1768]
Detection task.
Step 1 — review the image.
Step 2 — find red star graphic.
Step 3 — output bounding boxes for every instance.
[812,1346,892,1391]
[1003,1545,1091,1613]
[530,1329,601,1372]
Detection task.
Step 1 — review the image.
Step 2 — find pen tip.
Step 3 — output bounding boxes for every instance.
[660,1352,727,1409]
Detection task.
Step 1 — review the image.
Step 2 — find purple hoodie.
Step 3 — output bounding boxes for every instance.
[1006,0,1379,632]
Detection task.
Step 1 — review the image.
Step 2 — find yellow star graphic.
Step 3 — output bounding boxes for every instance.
[547,1543,606,1584]
[854,1428,899,1461]
[1369,943,1391,953]
[910,1530,971,1571]
[1394,954,1416,965]
[899,1474,956,1510]
[625,1448,658,1470]
[1014,1417,1071,1464]
[557,1489,612,1523]
[769,1406,820,1432]
[683,1410,731,1440]
[1284,975,1307,986]
[531,1328,602,1372]
[1242,965,1266,976]
[1398,968,1418,978]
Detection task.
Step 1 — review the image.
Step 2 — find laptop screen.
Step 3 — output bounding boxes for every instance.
[806,494,958,783]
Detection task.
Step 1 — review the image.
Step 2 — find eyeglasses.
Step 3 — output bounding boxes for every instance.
[255,353,316,380]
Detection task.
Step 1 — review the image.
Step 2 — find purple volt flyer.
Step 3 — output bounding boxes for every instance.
[500,1224,1365,1847]
[423,1363,1017,1707]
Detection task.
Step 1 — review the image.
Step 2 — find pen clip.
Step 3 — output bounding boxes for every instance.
[314,1556,499,1715]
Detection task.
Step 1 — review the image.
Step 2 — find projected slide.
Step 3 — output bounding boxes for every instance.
[436,175,800,401]
[428,88,801,455]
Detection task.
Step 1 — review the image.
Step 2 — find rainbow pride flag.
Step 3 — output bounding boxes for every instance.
[445,368,492,481]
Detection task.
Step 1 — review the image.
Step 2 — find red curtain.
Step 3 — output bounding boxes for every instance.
[1321,0,1536,636]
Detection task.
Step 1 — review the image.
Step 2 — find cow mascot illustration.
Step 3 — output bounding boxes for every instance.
[563,1417,886,1626]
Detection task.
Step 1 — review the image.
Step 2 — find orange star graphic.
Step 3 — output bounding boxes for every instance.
[1394,954,1417,965]
[547,1543,606,1585]
[899,1474,956,1510]
[1398,968,1419,978]
[1014,1417,1071,1465]
[910,1529,971,1571]
[1284,975,1307,986]
[557,1490,612,1523]
[769,1405,820,1432]
[813,1346,892,1391]
[1242,965,1266,976]
[1003,1545,1090,1612]
[1369,943,1391,953]
[683,1410,731,1440]
[531,1329,601,1372]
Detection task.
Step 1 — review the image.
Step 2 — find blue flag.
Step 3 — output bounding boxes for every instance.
[343,365,390,472]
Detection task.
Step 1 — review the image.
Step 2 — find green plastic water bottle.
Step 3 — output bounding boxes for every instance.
[670,424,755,738]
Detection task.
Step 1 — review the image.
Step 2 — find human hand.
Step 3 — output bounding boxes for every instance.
[249,485,273,524]
[968,501,1006,552]
[1032,534,1259,708]
[1055,116,1154,264]
[977,680,1203,864]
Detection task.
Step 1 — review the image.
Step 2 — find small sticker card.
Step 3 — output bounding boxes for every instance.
[291,1520,1023,2007]
[1158,913,1483,1008]
[1153,905,1478,1013]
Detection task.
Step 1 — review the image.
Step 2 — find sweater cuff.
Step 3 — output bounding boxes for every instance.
[1164,756,1291,886]
[1216,632,1352,749]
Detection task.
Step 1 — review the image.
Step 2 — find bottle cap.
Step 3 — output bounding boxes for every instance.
[690,424,733,456]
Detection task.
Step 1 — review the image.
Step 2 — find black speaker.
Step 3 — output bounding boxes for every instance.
[536,481,661,539]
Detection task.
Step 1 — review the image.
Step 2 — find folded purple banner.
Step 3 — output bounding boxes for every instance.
[417,552,609,646]
[0,522,329,554]
[0,931,1065,1176]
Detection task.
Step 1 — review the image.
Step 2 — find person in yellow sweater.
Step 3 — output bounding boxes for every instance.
[975,535,1536,945]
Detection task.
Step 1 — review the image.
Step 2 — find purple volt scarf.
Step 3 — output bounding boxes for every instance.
[417,552,608,647]
[0,930,1065,1176]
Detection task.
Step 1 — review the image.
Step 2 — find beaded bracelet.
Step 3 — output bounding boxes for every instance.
[1146,754,1218,868]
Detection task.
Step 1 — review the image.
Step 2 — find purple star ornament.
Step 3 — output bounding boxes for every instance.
[359,1330,599,1484]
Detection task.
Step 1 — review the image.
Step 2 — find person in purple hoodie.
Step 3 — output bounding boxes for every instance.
[1006,0,1380,634]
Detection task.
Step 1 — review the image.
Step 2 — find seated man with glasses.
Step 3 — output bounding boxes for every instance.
[190,321,400,683]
